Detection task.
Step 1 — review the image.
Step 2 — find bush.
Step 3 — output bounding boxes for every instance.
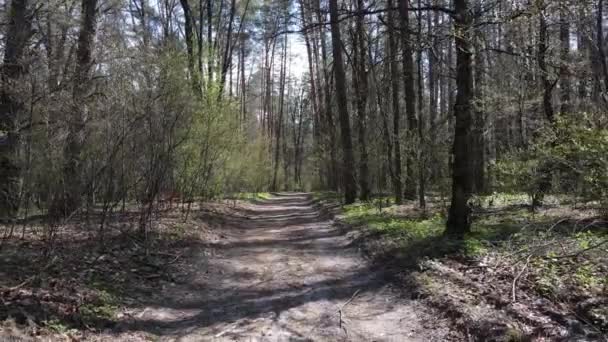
[492,113,608,214]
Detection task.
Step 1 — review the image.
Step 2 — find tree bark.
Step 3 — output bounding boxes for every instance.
[559,6,571,113]
[538,2,554,123]
[272,35,288,191]
[0,0,31,218]
[179,0,200,94]
[472,1,485,193]
[55,0,98,217]
[416,0,425,208]
[328,0,357,203]
[389,0,403,205]
[353,0,370,201]
[398,0,417,200]
[316,0,338,191]
[446,0,474,236]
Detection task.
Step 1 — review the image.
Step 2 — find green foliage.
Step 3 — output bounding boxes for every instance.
[80,289,118,322]
[174,82,243,200]
[238,192,272,202]
[222,134,273,193]
[44,319,70,333]
[492,113,608,211]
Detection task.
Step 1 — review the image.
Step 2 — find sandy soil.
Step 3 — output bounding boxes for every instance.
[128,193,452,341]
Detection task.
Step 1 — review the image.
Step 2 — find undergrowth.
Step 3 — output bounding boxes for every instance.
[331,193,608,337]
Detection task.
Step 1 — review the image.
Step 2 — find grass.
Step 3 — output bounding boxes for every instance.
[341,200,493,258]
[237,192,273,202]
[340,195,608,263]
[334,193,608,336]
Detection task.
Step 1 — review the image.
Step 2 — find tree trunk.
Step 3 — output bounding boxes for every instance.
[218,0,238,96]
[179,0,200,94]
[316,0,338,191]
[446,0,475,237]
[0,0,30,218]
[559,6,571,113]
[416,0,425,208]
[353,0,370,201]
[328,0,356,203]
[398,0,417,200]
[272,35,288,191]
[538,2,554,123]
[472,1,485,193]
[597,0,608,102]
[389,0,403,205]
[56,0,98,217]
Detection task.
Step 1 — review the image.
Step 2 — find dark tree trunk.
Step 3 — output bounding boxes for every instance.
[0,0,30,218]
[219,0,239,96]
[55,0,98,217]
[446,0,475,237]
[299,0,321,170]
[398,0,417,201]
[353,0,370,201]
[179,0,200,94]
[207,0,213,82]
[559,7,571,113]
[389,0,403,205]
[416,0,425,209]
[538,3,554,123]
[272,35,288,191]
[328,0,356,203]
[316,0,338,191]
[472,1,485,194]
[597,0,608,101]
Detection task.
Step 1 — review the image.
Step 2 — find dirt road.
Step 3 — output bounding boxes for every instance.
[132,193,451,341]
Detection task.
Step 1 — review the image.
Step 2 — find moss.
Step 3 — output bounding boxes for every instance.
[79,289,119,325]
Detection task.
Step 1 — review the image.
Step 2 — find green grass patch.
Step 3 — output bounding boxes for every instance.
[80,288,119,325]
[237,192,273,202]
[340,199,568,260]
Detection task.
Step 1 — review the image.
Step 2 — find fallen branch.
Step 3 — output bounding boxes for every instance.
[338,289,360,330]
[551,239,608,260]
[512,254,532,302]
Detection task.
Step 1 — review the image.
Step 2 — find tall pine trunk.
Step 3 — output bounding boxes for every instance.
[398,0,417,201]
[446,0,475,236]
[354,0,370,201]
[328,0,356,203]
[0,0,30,218]
[389,0,403,204]
[55,0,98,217]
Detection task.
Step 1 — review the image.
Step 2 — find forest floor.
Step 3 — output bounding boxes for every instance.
[1,192,606,341]
[1,193,456,341]
[317,192,608,341]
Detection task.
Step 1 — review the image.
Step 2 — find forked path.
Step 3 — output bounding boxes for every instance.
[134,193,450,341]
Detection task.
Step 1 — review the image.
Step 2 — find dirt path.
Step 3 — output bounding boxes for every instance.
[131,193,451,341]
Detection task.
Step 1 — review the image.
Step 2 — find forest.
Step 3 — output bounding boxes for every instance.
[0,0,607,339]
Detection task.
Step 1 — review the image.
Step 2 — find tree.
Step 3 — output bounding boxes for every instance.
[389,0,403,205]
[54,0,99,217]
[446,0,475,237]
[0,0,31,219]
[353,0,370,201]
[328,0,357,203]
[398,0,417,201]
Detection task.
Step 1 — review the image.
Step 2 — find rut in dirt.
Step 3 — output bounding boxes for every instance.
[130,193,450,341]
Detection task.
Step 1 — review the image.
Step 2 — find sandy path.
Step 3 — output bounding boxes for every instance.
[132,193,450,341]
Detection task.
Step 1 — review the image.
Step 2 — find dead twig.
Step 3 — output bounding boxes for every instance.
[338,289,360,331]
[512,254,532,302]
[550,239,608,260]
